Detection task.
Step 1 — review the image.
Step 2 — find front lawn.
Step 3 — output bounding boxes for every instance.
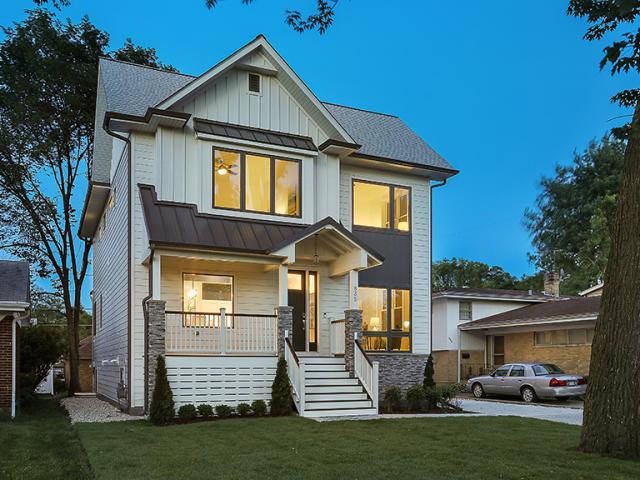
[76,413,640,480]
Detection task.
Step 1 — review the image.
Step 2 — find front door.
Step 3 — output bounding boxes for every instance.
[288,271,306,351]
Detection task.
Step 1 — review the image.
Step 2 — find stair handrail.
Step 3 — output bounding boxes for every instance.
[354,336,379,413]
[284,334,305,416]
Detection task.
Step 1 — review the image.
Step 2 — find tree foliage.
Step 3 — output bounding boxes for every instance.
[524,136,625,294]
[433,257,543,292]
[270,356,292,416]
[423,354,435,390]
[149,356,175,425]
[20,324,67,392]
[0,9,172,394]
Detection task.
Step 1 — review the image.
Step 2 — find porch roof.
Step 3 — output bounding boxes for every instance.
[139,184,383,264]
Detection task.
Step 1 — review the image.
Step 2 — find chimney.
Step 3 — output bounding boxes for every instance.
[544,272,560,297]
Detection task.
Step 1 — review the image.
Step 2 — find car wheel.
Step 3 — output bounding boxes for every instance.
[472,382,485,399]
[521,386,536,403]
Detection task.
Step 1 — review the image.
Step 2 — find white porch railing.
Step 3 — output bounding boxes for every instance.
[165,308,277,355]
[354,335,379,413]
[284,333,305,415]
[330,319,345,355]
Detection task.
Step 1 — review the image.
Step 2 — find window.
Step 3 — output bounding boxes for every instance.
[360,286,411,351]
[459,301,472,321]
[509,365,525,377]
[534,328,595,346]
[493,365,511,377]
[248,73,261,93]
[532,364,564,376]
[182,273,233,326]
[352,180,410,232]
[213,149,300,217]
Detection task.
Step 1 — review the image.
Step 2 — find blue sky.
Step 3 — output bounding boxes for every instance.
[1,1,634,307]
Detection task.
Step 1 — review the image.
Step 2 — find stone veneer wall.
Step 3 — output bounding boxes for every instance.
[372,354,428,400]
[344,309,362,376]
[276,306,293,357]
[147,300,166,409]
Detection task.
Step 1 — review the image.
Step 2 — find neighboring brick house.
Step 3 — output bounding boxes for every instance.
[0,260,30,418]
[65,336,94,393]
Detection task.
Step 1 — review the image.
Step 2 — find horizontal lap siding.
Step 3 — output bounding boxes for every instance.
[165,356,277,408]
[340,165,431,354]
[93,140,129,403]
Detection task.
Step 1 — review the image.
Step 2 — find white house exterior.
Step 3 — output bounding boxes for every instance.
[80,36,457,417]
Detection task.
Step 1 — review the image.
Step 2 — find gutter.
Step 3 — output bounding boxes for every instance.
[429,179,447,354]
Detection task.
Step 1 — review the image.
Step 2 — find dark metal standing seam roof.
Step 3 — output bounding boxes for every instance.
[0,260,30,304]
[194,118,317,151]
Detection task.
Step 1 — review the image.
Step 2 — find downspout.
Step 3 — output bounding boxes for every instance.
[429,179,447,354]
[142,248,154,413]
[103,119,133,412]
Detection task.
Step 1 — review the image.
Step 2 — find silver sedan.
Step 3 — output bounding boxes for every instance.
[466,363,587,402]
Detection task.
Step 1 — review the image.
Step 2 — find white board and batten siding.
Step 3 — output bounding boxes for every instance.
[92,138,130,403]
[339,165,432,355]
[166,356,277,409]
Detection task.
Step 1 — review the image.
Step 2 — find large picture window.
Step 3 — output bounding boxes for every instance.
[213,148,300,217]
[182,273,233,326]
[353,180,410,232]
[359,286,411,351]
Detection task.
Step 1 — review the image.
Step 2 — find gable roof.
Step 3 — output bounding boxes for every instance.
[459,296,600,331]
[0,260,30,306]
[432,287,557,302]
[96,36,456,176]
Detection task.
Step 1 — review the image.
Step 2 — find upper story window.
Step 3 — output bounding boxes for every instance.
[248,73,261,94]
[353,180,410,232]
[213,148,301,217]
[459,301,472,321]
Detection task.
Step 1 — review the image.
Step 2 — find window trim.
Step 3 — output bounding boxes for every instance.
[359,285,412,353]
[351,179,412,233]
[459,300,473,321]
[212,147,302,218]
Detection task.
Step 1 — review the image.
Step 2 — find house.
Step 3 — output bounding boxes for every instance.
[432,287,556,383]
[79,35,457,417]
[64,336,94,393]
[0,260,30,418]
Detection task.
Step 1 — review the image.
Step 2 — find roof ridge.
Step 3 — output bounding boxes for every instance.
[99,56,196,78]
[322,101,399,119]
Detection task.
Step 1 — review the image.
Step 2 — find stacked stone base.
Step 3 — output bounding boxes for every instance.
[373,354,429,401]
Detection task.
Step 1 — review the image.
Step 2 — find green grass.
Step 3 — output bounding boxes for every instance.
[0,398,92,480]
[4,398,640,479]
[76,414,640,480]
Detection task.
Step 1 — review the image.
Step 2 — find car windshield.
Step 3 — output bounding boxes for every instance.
[532,364,564,375]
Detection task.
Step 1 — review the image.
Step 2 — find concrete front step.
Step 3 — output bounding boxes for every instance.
[306,370,349,379]
[303,407,378,418]
[305,392,368,402]
[305,377,360,386]
[304,363,345,372]
[306,384,364,394]
[305,400,372,410]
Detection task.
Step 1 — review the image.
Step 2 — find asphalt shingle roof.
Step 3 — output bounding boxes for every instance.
[433,287,560,302]
[99,58,455,173]
[0,260,30,304]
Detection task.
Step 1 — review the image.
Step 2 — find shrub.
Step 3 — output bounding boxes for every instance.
[215,404,234,418]
[20,325,66,393]
[236,403,252,416]
[178,404,197,420]
[197,404,213,418]
[149,355,175,425]
[425,383,465,411]
[270,356,293,416]
[406,384,427,412]
[251,399,267,417]
[423,354,435,389]
[383,386,402,413]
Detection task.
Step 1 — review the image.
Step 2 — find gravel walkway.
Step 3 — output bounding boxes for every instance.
[458,398,583,425]
[61,396,143,424]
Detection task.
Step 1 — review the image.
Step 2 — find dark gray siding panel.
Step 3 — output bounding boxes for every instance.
[353,229,411,289]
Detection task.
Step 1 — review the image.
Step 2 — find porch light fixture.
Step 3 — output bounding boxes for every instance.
[216,165,228,175]
[313,234,319,264]
[187,288,198,299]
[403,320,410,329]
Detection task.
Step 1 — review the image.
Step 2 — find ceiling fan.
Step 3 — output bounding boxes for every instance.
[215,158,238,176]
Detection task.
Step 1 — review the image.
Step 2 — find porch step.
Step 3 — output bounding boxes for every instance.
[305,377,360,387]
[305,400,372,410]
[299,356,344,365]
[304,363,345,372]
[306,385,364,394]
[306,370,349,379]
[305,392,368,402]
[303,408,378,418]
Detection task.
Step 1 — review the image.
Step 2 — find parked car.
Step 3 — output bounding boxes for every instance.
[466,363,587,402]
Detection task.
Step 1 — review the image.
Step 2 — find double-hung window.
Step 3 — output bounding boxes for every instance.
[213,148,301,217]
[359,286,411,351]
[353,180,410,232]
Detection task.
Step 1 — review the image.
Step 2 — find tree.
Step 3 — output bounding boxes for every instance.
[206,0,338,33]
[524,137,625,294]
[0,9,172,394]
[568,0,640,458]
[423,354,435,390]
[149,356,175,425]
[270,356,292,416]
[432,257,543,292]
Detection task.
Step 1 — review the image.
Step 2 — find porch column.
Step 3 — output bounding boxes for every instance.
[277,306,293,357]
[344,309,362,377]
[348,270,359,309]
[147,299,166,407]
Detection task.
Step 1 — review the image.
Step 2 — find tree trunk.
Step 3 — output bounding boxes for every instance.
[580,102,640,458]
[66,306,81,395]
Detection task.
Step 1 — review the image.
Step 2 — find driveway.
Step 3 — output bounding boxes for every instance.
[458,398,583,425]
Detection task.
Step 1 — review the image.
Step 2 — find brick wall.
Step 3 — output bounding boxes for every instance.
[504,332,592,375]
[433,349,485,384]
[65,360,94,393]
[0,316,14,415]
